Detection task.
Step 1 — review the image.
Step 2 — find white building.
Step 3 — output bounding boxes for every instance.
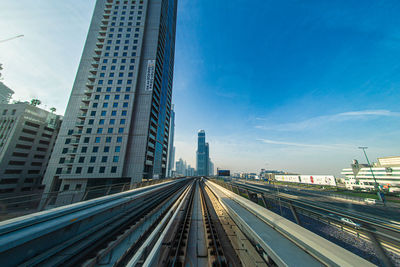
[0,103,62,196]
[341,157,400,192]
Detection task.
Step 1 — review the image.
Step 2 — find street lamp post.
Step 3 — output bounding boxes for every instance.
[358,147,385,203]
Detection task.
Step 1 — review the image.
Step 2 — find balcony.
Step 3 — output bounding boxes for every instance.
[71,139,80,146]
[88,75,96,82]
[99,30,106,36]
[95,43,103,49]
[61,169,72,175]
[94,49,102,56]
[79,104,89,111]
[145,160,153,166]
[82,97,91,103]
[77,113,87,119]
[72,130,83,136]
[97,37,105,43]
[67,148,77,155]
[84,90,93,97]
[93,55,100,62]
[147,151,154,157]
[148,142,155,149]
[86,81,94,89]
[75,120,85,127]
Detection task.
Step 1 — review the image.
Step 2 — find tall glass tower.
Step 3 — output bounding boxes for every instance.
[196,130,209,176]
[43,0,178,195]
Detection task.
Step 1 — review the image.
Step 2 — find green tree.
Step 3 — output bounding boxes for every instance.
[30,99,41,107]
[50,107,56,113]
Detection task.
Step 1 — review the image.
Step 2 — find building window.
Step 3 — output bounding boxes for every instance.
[56,168,62,174]
[95,137,101,143]
[117,136,122,143]
[81,147,88,153]
[63,184,70,191]
[76,167,82,174]
[120,119,126,124]
[101,156,108,163]
[111,166,117,173]
[106,137,112,143]
[88,167,94,173]
[93,146,99,152]
[79,157,85,163]
[99,166,105,173]
[113,156,119,162]
[90,156,96,163]
[115,146,121,152]
[108,128,113,133]
[118,128,124,133]
[84,137,90,143]
[104,146,110,152]
[97,128,103,134]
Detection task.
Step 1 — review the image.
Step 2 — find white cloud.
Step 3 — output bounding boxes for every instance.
[256,109,400,131]
[257,138,351,150]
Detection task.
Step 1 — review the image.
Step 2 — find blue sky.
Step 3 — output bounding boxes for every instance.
[1,0,400,176]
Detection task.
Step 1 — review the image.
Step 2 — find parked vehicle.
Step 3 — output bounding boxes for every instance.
[364,198,377,204]
[340,217,361,229]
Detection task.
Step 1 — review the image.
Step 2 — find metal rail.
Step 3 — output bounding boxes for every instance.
[0,179,190,266]
[206,179,375,267]
[168,180,196,266]
[228,181,397,266]
[199,180,227,266]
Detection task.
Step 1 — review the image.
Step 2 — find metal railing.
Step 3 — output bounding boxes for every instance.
[0,179,173,222]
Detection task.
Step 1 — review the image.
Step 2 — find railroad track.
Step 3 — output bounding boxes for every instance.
[0,178,377,266]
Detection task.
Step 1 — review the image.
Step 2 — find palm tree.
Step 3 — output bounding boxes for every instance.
[50,107,56,113]
[30,99,41,107]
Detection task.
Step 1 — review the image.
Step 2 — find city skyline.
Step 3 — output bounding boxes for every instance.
[1,1,400,176]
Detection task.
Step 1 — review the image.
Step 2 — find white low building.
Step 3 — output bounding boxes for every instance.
[341,157,400,192]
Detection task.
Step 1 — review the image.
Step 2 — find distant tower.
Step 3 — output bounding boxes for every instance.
[196,130,209,176]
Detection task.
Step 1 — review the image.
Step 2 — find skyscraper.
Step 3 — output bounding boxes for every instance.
[43,0,178,195]
[166,105,175,177]
[196,130,209,176]
[0,82,14,104]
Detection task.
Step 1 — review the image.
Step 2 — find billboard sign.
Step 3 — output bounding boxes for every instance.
[218,170,230,176]
[276,175,336,186]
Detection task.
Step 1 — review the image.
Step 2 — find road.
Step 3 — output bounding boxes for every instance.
[236,180,400,223]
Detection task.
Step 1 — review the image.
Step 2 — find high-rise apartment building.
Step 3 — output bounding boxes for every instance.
[0,82,14,104]
[0,103,62,196]
[43,0,178,195]
[175,157,186,176]
[166,105,175,177]
[196,130,209,176]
